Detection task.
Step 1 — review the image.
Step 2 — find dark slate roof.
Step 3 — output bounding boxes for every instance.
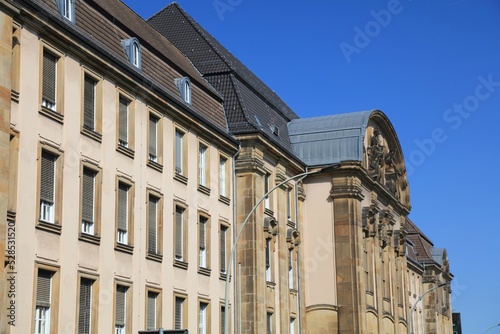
[405,219,435,264]
[148,3,300,153]
[288,110,374,166]
[24,0,229,132]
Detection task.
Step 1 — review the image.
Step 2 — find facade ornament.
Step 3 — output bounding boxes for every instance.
[367,128,385,183]
[263,216,278,238]
[363,205,379,238]
[378,210,394,248]
[286,228,301,249]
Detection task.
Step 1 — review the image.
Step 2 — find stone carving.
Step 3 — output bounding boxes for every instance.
[378,210,394,248]
[367,128,385,183]
[363,205,379,238]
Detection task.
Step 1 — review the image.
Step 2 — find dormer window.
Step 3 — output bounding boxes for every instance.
[121,38,142,69]
[56,0,75,23]
[175,77,192,104]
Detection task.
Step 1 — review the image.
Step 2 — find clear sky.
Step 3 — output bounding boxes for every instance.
[124,1,500,332]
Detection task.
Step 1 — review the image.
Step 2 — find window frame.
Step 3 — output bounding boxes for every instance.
[145,287,162,330]
[266,311,274,334]
[76,273,99,334]
[116,91,135,157]
[197,141,210,193]
[115,177,135,252]
[121,38,142,69]
[11,22,21,102]
[198,212,211,274]
[36,143,64,233]
[39,43,65,123]
[114,281,132,334]
[147,109,163,170]
[146,190,163,261]
[173,293,187,330]
[175,77,192,104]
[81,68,102,141]
[198,298,211,334]
[79,162,102,244]
[173,126,187,182]
[219,222,230,279]
[218,154,230,204]
[33,263,60,334]
[56,0,75,23]
[173,202,188,268]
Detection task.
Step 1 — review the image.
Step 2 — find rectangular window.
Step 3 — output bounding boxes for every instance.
[83,74,97,131]
[81,167,96,235]
[174,296,186,329]
[118,96,130,148]
[199,215,209,269]
[146,290,160,330]
[266,312,273,334]
[219,157,227,198]
[199,144,207,187]
[199,302,208,334]
[78,277,94,334]
[220,305,226,334]
[264,173,270,210]
[290,318,296,334]
[39,150,56,224]
[174,129,184,176]
[11,23,21,100]
[116,179,134,249]
[149,114,159,162]
[41,50,57,112]
[115,285,129,334]
[147,194,162,257]
[174,205,186,262]
[288,249,294,290]
[287,188,293,221]
[40,44,64,122]
[220,225,228,275]
[34,266,59,334]
[265,238,272,282]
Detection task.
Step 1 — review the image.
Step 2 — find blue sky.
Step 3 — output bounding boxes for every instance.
[124,1,500,332]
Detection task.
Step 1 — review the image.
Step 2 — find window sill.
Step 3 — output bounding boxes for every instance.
[287,220,295,228]
[219,272,228,281]
[39,107,64,124]
[174,173,188,184]
[198,267,211,276]
[173,259,188,270]
[197,185,211,196]
[79,233,101,245]
[116,144,135,159]
[81,127,102,143]
[146,253,163,263]
[147,159,163,173]
[7,210,16,222]
[115,242,134,254]
[36,220,62,234]
[11,90,19,103]
[264,208,274,217]
[219,195,230,206]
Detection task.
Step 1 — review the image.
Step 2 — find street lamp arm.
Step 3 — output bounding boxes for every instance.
[482,323,500,334]
[224,166,334,334]
[408,282,450,334]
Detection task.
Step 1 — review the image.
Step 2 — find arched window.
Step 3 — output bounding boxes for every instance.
[121,38,142,69]
[175,77,192,104]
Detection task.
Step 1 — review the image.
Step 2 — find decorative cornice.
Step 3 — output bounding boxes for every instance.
[330,173,364,200]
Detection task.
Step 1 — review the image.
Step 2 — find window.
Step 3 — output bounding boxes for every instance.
[175,77,191,104]
[121,38,141,69]
[290,318,296,334]
[115,284,130,334]
[147,193,162,258]
[219,157,228,198]
[266,312,273,334]
[264,173,271,210]
[34,266,59,334]
[288,249,295,290]
[146,290,160,330]
[78,277,97,334]
[199,215,210,270]
[265,238,272,282]
[116,179,134,250]
[220,305,226,334]
[81,71,102,139]
[149,114,159,163]
[81,165,101,238]
[287,188,293,222]
[174,205,186,263]
[11,23,21,101]
[174,295,186,329]
[220,225,228,276]
[40,46,64,120]
[56,0,75,23]
[199,302,209,334]
[118,96,131,148]
[174,129,186,177]
[38,147,63,229]
[198,143,208,188]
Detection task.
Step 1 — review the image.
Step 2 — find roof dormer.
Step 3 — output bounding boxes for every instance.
[121,38,142,69]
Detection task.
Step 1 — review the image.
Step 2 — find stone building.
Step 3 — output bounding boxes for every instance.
[0,0,238,333]
[0,1,453,333]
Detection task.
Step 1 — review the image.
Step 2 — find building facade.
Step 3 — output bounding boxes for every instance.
[0,1,454,334]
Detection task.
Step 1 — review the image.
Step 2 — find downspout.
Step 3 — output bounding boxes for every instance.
[295,166,308,334]
[231,144,241,333]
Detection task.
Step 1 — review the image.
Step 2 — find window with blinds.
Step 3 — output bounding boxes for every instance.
[115,285,127,334]
[174,296,184,329]
[148,195,159,254]
[83,74,97,131]
[149,115,158,162]
[175,130,184,175]
[34,269,52,334]
[220,305,226,334]
[81,167,96,235]
[117,182,130,244]
[118,96,130,148]
[78,278,93,334]
[41,50,57,112]
[198,145,207,186]
[220,225,227,275]
[174,206,185,261]
[199,216,208,268]
[40,150,56,223]
[146,291,158,330]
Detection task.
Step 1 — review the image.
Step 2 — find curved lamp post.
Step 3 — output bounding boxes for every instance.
[223,164,339,334]
[408,282,450,334]
[482,323,500,334]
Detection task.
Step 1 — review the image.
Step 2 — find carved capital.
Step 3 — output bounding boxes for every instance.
[330,175,364,200]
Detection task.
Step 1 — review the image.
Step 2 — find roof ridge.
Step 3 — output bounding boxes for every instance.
[228,73,257,131]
